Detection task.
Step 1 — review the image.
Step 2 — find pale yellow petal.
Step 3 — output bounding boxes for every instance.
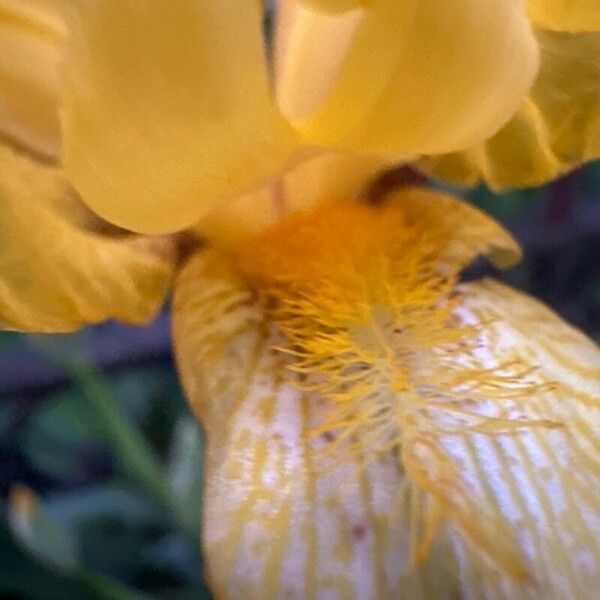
[195,151,390,246]
[0,144,174,333]
[447,278,600,598]
[173,250,457,600]
[528,0,600,31]
[419,30,600,189]
[0,0,66,158]
[276,0,539,155]
[174,249,600,599]
[62,0,299,234]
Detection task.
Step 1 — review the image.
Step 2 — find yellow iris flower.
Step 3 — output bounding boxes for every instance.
[1,1,600,598]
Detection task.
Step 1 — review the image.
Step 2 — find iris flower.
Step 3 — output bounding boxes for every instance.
[2,1,600,598]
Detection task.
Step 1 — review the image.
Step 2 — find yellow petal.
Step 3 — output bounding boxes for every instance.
[419,30,600,190]
[383,187,522,269]
[298,0,365,14]
[528,0,600,31]
[0,0,66,158]
[275,0,539,155]
[62,0,299,234]
[174,248,600,599]
[195,151,391,247]
[0,144,174,333]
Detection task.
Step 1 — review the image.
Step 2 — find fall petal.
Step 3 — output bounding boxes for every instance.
[448,278,600,599]
[419,30,600,189]
[62,0,299,234]
[0,144,174,333]
[174,250,600,599]
[275,0,539,156]
[528,0,600,31]
[173,250,459,600]
[0,0,66,158]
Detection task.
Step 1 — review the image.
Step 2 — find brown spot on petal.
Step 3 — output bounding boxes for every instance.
[352,524,367,541]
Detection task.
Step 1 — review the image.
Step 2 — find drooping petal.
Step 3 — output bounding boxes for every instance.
[275,0,539,156]
[194,151,391,246]
[173,246,600,599]
[0,144,175,333]
[528,0,600,31]
[448,278,600,599]
[173,250,456,600]
[0,0,66,158]
[62,0,299,234]
[419,30,600,190]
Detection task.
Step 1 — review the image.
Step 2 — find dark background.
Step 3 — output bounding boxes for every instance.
[1,164,599,599]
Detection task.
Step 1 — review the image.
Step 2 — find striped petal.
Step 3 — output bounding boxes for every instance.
[62,0,299,234]
[275,0,539,156]
[0,0,66,158]
[419,29,600,189]
[449,278,600,598]
[174,249,600,599]
[174,250,440,600]
[528,0,600,31]
[0,144,174,333]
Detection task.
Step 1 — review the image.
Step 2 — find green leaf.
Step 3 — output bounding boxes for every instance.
[20,389,103,482]
[44,484,165,529]
[71,366,181,523]
[168,417,204,536]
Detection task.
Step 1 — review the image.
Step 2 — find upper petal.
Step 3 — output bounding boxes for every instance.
[275,0,539,155]
[62,0,299,234]
[194,151,391,247]
[528,0,600,31]
[0,144,174,332]
[297,0,365,14]
[419,29,600,189]
[0,0,66,158]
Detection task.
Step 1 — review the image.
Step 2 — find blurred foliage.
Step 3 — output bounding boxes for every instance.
[467,164,600,343]
[0,332,212,599]
[1,163,599,598]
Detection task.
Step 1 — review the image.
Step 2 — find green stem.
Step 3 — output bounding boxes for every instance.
[69,365,193,538]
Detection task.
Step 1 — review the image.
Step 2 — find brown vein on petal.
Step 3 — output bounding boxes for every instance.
[300,394,318,600]
[352,437,386,599]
